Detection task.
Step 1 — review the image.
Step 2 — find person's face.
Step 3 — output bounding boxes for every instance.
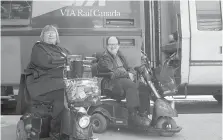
[43,31,57,45]
[107,38,120,56]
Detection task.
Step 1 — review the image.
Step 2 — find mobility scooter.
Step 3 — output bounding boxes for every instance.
[16,53,100,140]
[88,51,182,137]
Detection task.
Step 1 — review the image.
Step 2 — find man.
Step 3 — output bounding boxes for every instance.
[97,36,151,127]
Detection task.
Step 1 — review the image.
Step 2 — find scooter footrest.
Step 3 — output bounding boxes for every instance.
[39,138,52,140]
[148,126,182,133]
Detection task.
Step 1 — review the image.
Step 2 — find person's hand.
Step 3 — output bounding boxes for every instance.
[128,72,135,81]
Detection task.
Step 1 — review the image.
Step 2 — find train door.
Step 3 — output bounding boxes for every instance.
[188,0,222,85]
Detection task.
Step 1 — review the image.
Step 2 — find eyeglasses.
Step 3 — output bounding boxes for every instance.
[108,44,119,47]
[44,31,56,36]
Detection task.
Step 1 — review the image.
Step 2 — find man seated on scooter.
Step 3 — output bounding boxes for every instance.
[97,36,151,127]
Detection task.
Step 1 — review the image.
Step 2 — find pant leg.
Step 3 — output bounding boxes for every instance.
[44,89,64,118]
[43,89,65,133]
[138,82,151,114]
[112,78,140,110]
[113,78,151,114]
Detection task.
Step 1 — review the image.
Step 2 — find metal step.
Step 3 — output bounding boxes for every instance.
[1,95,16,100]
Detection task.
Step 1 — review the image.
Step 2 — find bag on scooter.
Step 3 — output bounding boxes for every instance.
[20,113,52,139]
[28,101,53,138]
[64,77,101,107]
[31,115,52,138]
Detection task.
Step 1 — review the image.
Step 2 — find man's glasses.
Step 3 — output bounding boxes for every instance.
[108,44,119,47]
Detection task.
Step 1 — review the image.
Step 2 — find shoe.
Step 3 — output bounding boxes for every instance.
[129,111,151,127]
[139,111,149,118]
[49,132,60,140]
[90,137,99,140]
[139,111,153,119]
[49,133,70,140]
[140,115,151,127]
[60,134,69,140]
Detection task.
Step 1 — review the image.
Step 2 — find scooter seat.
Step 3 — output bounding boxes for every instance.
[101,96,126,104]
[101,89,126,102]
[32,97,54,106]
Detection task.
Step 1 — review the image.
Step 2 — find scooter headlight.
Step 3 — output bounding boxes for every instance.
[78,115,90,128]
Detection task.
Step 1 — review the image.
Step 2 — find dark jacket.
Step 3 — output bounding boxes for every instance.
[98,50,135,79]
[25,41,71,99]
[97,50,136,91]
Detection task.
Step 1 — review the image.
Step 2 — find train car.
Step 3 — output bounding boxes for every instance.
[1,0,222,106]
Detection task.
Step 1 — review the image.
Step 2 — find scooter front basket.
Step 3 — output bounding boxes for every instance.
[64,78,101,107]
[154,66,178,96]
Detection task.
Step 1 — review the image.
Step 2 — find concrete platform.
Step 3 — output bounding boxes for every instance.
[1,114,222,140]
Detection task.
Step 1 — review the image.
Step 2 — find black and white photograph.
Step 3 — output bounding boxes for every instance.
[0,0,222,140]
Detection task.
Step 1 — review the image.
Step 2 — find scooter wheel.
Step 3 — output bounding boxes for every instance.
[156,117,177,137]
[91,113,108,134]
[16,120,28,140]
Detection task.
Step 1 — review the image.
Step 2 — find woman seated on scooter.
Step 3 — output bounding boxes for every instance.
[97,36,151,127]
[25,25,70,139]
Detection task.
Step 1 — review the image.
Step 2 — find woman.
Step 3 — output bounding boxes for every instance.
[25,25,70,138]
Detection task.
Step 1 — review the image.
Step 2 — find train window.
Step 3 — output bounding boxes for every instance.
[195,1,222,31]
[1,1,32,26]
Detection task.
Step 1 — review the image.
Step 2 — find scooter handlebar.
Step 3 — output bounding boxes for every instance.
[51,57,66,64]
[96,72,113,78]
[134,65,145,74]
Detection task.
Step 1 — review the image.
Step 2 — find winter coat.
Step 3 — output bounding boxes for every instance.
[25,41,71,98]
[97,50,135,90]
